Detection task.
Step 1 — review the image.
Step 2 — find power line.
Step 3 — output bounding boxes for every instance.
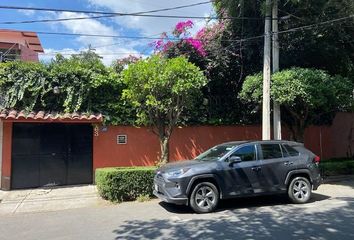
[2,14,352,59]
[1,13,351,42]
[0,29,265,42]
[277,14,354,35]
[0,3,262,22]
[0,2,215,24]
[0,2,211,15]
[1,13,351,43]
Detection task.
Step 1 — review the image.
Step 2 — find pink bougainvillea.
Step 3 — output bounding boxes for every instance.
[151,20,209,57]
[185,38,206,56]
[174,20,194,35]
[196,27,206,39]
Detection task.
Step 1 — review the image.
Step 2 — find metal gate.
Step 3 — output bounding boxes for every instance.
[11,123,93,189]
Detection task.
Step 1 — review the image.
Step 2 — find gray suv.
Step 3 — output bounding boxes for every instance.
[153,140,322,213]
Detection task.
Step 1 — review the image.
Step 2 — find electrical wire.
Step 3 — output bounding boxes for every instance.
[277,14,354,35]
[1,14,351,43]
[0,2,212,15]
[0,3,262,22]
[0,29,266,43]
[2,14,352,59]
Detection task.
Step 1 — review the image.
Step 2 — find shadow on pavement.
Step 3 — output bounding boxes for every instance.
[113,195,354,240]
[158,192,330,214]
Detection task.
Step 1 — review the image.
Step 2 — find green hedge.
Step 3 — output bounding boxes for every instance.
[320,159,354,176]
[95,167,157,202]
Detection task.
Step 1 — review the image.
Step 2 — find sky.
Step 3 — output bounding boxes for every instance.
[0,0,215,65]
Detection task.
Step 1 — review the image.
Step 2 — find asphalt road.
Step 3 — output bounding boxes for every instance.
[1,178,354,240]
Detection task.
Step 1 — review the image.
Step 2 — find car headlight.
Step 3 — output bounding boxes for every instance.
[165,168,190,178]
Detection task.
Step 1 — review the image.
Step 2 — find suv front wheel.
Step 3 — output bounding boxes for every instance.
[189,182,219,213]
[288,176,312,204]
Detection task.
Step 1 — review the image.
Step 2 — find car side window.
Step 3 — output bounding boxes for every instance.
[230,145,256,161]
[283,144,300,157]
[281,145,290,157]
[260,144,282,160]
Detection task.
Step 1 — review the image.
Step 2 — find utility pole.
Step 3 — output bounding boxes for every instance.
[262,0,272,140]
[272,0,282,140]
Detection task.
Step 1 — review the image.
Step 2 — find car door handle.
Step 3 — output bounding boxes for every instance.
[284,161,294,166]
[252,167,261,171]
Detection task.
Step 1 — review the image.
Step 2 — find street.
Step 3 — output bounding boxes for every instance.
[1,178,354,240]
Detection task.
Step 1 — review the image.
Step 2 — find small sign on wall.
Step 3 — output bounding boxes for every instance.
[117,135,127,144]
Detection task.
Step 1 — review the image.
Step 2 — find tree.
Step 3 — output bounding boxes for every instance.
[152,19,257,125]
[214,0,354,78]
[240,68,353,141]
[121,55,207,164]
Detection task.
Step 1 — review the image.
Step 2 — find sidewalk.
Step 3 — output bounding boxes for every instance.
[323,174,354,183]
[1,175,353,216]
[0,185,109,215]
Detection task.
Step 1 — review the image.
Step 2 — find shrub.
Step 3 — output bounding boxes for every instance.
[320,159,354,176]
[95,167,156,202]
[136,194,151,202]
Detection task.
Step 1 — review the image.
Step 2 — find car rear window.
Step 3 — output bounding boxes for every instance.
[283,144,300,157]
[260,144,282,159]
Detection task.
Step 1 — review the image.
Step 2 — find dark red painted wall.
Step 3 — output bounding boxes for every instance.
[1,122,12,189]
[2,113,353,189]
[92,119,351,169]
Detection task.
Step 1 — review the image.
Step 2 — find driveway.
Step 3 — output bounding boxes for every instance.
[1,177,354,240]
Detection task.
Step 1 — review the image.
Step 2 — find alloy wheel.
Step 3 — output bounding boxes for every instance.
[292,179,310,200]
[195,186,216,209]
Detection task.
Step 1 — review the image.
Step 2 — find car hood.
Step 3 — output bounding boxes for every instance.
[158,159,215,173]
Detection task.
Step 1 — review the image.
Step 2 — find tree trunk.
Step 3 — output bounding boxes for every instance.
[293,124,305,143]
[159,137,170,165]
[287,109,306,142]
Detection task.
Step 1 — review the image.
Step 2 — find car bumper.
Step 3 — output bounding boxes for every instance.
[313,174,322,190]
[153,174,189,205]
[153,190,188,205]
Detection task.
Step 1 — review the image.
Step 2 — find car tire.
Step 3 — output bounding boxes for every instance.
[189,182,219,213]
[288,176,312,204]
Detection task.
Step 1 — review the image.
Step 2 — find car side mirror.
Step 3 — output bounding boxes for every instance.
[228,156,242,165]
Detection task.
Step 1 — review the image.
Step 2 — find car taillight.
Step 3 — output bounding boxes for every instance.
[313,155,321,164]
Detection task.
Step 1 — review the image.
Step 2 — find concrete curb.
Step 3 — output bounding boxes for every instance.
[323,175,354,183]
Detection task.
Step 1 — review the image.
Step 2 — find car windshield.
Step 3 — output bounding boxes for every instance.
[195,144,236,161]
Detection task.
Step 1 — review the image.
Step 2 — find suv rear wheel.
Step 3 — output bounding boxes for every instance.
[189,182,219,213]
[288,176,312,204]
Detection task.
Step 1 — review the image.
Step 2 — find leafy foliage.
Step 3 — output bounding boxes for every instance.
[0,52,136,125]
[212,0,354,127]
[153,18,258,125]
[95,167,156,202]
[214,0,354,78]
[0,61,50,111]
[121,55,207,163]
[320,159,354,176]
[240,68,354,141]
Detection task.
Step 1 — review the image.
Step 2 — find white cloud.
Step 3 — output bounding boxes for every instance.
[40,1,214,64]
[87,0,214,35]
[39,48,81,63]
[44,12,143,65]
[17,9,36,16]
